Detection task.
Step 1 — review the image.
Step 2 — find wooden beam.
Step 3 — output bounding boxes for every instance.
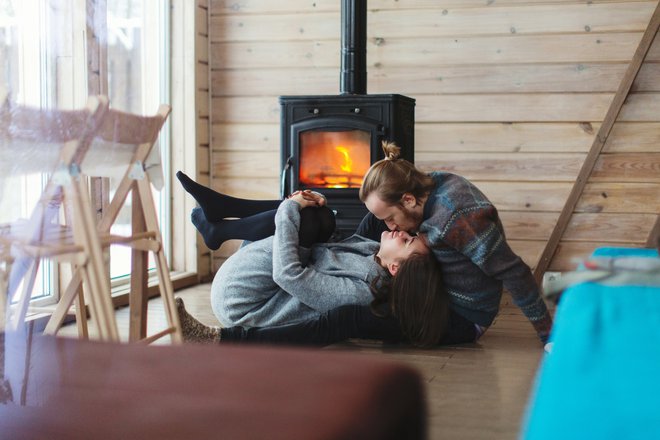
[646,215,660,249]
[533,1,660,283]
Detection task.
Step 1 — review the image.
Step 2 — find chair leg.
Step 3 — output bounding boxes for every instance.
[70,180,118,342]
[136,179,182,343]
[44,269,83,336]
[74,288,89,339]
[153,249,182,343]
[81,256,116,342]
[79,266,115,341]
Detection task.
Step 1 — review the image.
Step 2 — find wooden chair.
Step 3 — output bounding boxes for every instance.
[44,104,182,344]
[0,96,118,341]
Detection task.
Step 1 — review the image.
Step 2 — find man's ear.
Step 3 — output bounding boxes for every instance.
[401,193,417,209]
[387,261,400,277]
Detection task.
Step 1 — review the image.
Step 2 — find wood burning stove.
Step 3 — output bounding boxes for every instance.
[280,0,415,236]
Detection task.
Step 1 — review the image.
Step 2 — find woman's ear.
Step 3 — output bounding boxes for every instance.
[387,261,400,277]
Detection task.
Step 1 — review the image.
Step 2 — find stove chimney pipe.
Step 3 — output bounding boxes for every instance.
[340,0,367,95]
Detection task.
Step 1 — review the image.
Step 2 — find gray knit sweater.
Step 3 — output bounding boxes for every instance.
[211,199,386,328]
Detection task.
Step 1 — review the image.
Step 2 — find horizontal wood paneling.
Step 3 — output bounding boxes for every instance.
[209,121,660,154]
[210,3,654,42]
[212,123,279,151]
[617,92,660,121]
[416,122,600,152]
[211,151,279,177]
[605,121,660,152]
[500,212,656,242]
[211,92,660,123]
[210,0,651,16]
[417,152,586,181]
[211,62,660,96]
[480,182,574,211]
[210,94,612,123]
[210,33,651,69]
[508,240,545,268]
[500,212,559,240]
[591,152,660,181]
[576,182,660,213]
[213,177,281,199]
[419,152,660,182]
[366,3,655,38]
[208,1,659,271]
[493,181,660,213]
[563,212,658,241]
[416,94,613,122]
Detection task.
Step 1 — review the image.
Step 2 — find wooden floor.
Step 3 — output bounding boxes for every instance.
[62,283,547,440]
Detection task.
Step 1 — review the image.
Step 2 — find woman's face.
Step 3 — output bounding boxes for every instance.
[377,230,429,275]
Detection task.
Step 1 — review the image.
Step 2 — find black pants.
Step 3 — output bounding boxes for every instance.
[221,304,477,347]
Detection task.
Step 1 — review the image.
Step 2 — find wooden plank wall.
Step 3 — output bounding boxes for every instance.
[207,0,660,272]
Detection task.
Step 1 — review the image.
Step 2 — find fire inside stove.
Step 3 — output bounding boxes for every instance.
[298,129,371,189]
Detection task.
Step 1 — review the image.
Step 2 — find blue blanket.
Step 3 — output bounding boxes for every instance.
[521,248,660,439]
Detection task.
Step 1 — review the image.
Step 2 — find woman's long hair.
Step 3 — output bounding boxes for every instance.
[371,254,450,348]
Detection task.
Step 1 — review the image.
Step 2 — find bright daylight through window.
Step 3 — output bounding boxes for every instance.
[0,0,171,306]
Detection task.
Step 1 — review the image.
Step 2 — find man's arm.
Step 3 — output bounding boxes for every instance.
[439,205,553,343]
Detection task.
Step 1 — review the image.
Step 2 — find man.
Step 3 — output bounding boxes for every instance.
[355,141,553,344]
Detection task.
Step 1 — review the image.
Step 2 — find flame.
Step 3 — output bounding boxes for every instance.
[298,129,371,189]
[335,146,353,173]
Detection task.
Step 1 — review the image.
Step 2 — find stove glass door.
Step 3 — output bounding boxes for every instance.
[298,129,370,189]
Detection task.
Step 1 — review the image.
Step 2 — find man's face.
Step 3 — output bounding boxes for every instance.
[364,192,423,233]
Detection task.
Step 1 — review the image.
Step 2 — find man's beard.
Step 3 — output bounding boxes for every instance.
[403,207,424,233]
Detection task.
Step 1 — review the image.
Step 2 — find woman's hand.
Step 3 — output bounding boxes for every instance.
[287,190,326,208]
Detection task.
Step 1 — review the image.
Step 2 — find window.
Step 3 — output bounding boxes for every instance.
[0,0,175,305]
[105,0,171,283]
[0,0,87,306]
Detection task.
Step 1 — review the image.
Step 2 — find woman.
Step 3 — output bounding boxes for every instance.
[177,172,452,347]
[176,253,479,348]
